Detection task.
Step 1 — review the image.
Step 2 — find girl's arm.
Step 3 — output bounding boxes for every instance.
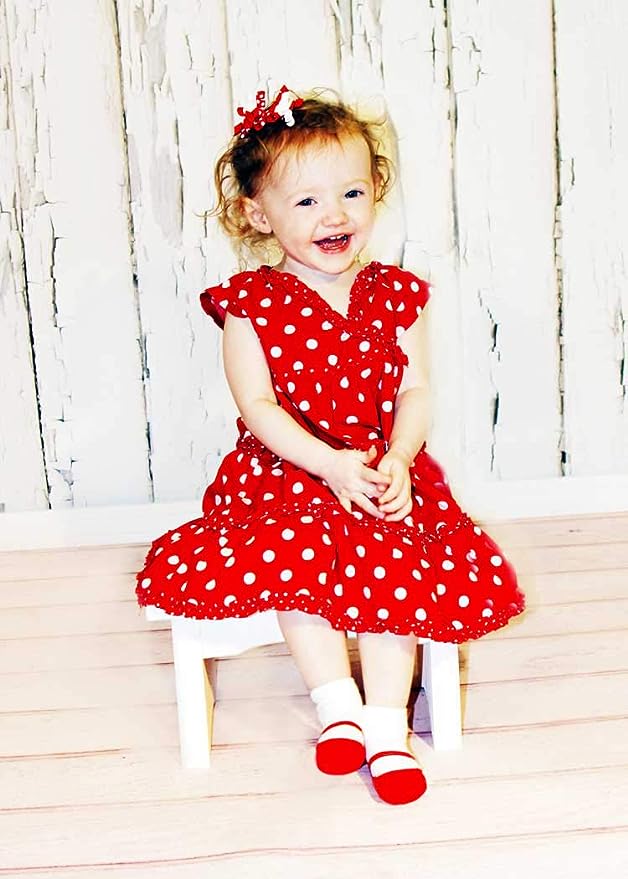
[377,306,433,519]
[222,313,390,517]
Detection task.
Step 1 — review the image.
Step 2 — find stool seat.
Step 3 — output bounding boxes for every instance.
[146,606,462,768]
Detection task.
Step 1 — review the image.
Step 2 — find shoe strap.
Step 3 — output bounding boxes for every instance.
[322,720,363,735]
[367,750,415,768]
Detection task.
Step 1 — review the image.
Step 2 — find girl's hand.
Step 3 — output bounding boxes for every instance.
[376,450,413,521]
[320,445,391,519]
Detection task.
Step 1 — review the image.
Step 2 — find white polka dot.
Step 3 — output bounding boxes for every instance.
[363,586,372,599]
[140,577,151,588]
[220,547,233,557]
[170,532,181,542]
[474,526,482,535]
[322,320,333,330]
[328,354,338,365]
[299,400,310,411]
[415,608,427,621]
[384,362,392,374]
[225,557,235,567]
[306,338,318,349]
[195,561,207,572]
[302,548,315,560]
[224,595,236,606]
[374,566,386,579]
[438,500,449,510]
[301,307,313,317]
[301,515,314,524]
[340,331,350,341]
[411,569,422,580]
[205,579,216,590]
[482,608,494,618]
[319,420,330,429]
[334,584,344,596]
[392,548,403,559]
[322,534,332,545]
[468,571,478,582]
[421,559,431,569]
[318,572,328,584]
[270,346,282,358]
[176,563,188,574]
[243,572,256,585]
[452,620,464,630]
[346,606,359,619]
[263,492,274,501]
[167,555,180,565]
[436,582,447,595]
[293,360,304,370]
[283,324,296,334]
[296,588,310,596]
[493,575,503,585]
[377,608,389,620]
[345,564,356,577]
[292,482,304,494]
[280,569,293,582]
[262,550,275,563]
[255,316,268,326]
[394,587,407,600]
[287,381,296,393]
[382,400,393,413]
[442,560,455,571]
[458,595,470,608]
[356,545,366,558]
[411,281,419,292]
[359,340,370,352]
[490,555,503,566]
[393,280,403,291]
[260,297,271,307]
[361,368,371,379]
[340,376,350,388]
[346,415,358,424]
[260,590,271,600]
[281,528,295,541]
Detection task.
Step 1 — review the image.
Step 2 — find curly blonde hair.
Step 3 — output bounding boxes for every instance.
[209,88,394,265]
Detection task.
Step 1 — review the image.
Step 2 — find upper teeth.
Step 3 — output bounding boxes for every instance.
[325,235,346,240]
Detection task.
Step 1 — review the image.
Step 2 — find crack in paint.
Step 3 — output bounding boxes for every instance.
[112,0,154,501]
[551,0,567,475]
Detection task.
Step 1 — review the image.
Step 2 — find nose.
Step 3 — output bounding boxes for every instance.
[322,201,349,227]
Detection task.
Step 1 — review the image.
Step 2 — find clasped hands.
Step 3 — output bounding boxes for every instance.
[320,445,412,522]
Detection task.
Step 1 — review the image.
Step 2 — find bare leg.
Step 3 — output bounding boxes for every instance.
[276,609,351,690]
[358,632,418,706]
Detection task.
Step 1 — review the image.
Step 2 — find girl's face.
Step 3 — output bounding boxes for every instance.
[243,134,377,284]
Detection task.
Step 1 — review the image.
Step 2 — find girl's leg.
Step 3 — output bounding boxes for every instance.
[277,610,365,774]
[358,632,427,805]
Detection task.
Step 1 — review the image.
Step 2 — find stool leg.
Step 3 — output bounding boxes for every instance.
[421,640,462,750]
[171,618,215,768]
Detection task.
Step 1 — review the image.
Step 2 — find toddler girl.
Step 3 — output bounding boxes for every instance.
[136,85,525,805]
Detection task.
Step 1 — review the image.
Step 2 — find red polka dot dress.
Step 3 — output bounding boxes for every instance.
[136,262,525,643]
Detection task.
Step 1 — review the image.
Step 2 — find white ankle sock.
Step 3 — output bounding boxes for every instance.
[310,677,363,732]
[362,705,418,776]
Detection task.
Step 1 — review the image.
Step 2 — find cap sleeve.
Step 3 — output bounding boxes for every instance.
[199,271,259,330]
[380,264,431,337]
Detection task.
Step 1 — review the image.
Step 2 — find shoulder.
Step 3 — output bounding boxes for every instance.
[199,268,265,329]
[371,262,431,304]
[369,262,432,334]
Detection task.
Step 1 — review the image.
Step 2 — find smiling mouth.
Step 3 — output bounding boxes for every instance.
[314,234,352,252]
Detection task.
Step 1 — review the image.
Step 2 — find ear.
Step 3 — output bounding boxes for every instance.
[241,196,272,234]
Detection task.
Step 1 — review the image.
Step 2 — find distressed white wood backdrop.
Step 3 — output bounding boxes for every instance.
[1,0,627,514]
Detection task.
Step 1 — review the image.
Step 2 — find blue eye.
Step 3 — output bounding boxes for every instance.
[297,197,315,207]
[345,189,364,199]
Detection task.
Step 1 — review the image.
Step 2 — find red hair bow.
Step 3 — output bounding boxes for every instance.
[233,84,304,138]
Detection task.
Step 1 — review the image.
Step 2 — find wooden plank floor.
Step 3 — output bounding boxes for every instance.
[1,512,628,878]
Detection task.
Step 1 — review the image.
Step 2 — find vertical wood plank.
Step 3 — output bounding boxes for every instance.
[115,0,238,498]
[0,9,48,511]
[380,0,465,487]
[449,0,562,480]
[554,0,628,474]
[5,0,151,507]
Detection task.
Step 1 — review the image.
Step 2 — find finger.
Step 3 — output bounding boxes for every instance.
[384,499,413,522]
[363,467,391,485]
[334,492,352,515]
[379,474,404,505]
[380,491,409,513]
[351,493,385,519]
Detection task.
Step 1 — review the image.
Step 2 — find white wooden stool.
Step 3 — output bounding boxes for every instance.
[146,606,462,768]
